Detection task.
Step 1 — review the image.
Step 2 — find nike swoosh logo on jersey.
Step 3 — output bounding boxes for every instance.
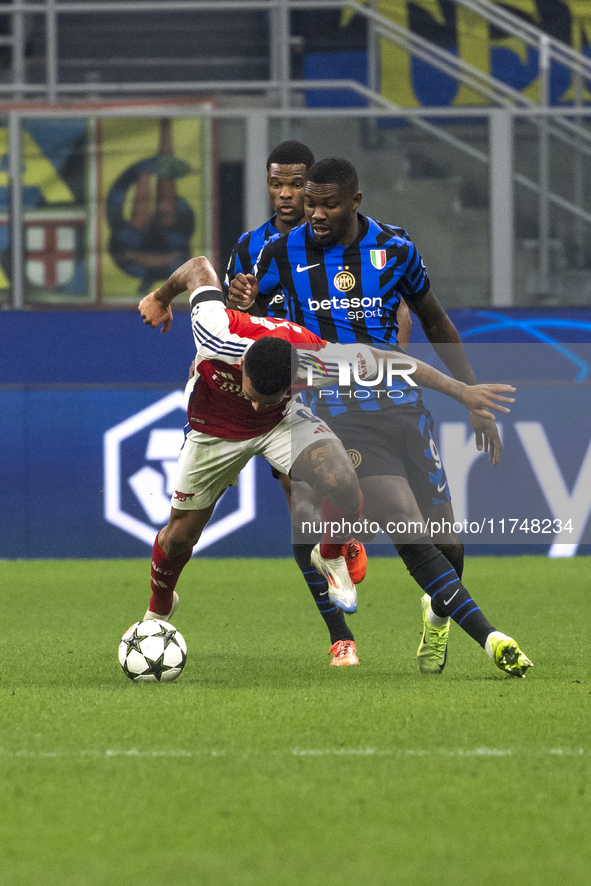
[296,263,321,272]
[437,481,447,492]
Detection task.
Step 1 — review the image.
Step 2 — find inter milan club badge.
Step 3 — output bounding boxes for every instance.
[334,266,355,291]
[370,249,387,269]
[347,449,363,468]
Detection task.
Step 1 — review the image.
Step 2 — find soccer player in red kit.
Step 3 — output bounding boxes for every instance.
[137,256,531,677]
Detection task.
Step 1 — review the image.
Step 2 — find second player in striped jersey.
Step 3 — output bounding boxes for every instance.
[224,140,315,320]
[229,158,523,677]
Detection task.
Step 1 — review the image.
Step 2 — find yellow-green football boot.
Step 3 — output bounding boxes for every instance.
[486,632,533,678]
[417,593,450,674]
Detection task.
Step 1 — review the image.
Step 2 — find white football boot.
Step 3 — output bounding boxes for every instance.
[143,591,179,623]
[310,545,357,613]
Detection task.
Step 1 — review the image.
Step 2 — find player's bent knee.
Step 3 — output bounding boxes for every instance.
[326,469,361,514]
[291,441,359,506]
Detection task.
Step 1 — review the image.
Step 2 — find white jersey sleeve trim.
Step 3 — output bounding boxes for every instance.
[190,299,253,365]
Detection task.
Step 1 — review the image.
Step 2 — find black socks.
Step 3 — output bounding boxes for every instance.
[292,544,355,645]
[397,542,494,648]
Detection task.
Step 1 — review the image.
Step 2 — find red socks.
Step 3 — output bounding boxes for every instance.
[320,493,364,559]
[148,536,192,615]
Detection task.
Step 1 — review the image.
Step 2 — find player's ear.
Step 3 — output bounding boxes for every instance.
[353,191,362,210]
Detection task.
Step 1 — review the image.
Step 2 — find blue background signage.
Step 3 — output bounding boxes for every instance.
[2,309,590,558]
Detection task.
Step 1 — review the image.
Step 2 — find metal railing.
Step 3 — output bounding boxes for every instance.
[0,0,589,106]
[3,2,589,173]
[455,0,591,97]
[2,0,591,309]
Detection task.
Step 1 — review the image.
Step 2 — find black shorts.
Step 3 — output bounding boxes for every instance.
[327,407,451,508]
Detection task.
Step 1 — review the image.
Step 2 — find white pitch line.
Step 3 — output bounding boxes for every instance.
[292,747,378,756]
[0,747,585,759]
[0,748,225,759]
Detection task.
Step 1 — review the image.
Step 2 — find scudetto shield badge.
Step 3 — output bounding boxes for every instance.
[370,249,387,269]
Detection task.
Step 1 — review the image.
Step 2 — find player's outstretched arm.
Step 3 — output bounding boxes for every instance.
[227,273,259,310]
[408,289,504,464]
[139,256,221,332]
[458,383,515,420]
[367,348,515,420]
[470,416,502,466]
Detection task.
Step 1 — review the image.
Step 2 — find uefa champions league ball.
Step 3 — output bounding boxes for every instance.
[119,620,187,683]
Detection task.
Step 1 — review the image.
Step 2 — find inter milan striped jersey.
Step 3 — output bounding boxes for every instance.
[253,214,431,416]
[223,215,286,318]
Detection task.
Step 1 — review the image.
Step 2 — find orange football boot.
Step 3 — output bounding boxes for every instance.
[344,539,367,584]
[329,639,359,666]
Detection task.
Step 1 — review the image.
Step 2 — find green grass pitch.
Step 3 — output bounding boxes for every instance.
[1,555,589,886]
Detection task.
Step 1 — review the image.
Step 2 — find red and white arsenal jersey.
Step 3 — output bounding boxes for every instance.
[186,287,376,440]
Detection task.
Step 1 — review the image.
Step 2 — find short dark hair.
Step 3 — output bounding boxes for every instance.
[306,158,358,192]
[266,140,315,171]
[243,337,298,395]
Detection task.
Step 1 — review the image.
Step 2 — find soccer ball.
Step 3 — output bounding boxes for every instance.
[118,619,187,683]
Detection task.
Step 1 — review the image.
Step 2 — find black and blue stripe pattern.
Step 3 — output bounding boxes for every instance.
[254,215,430,417]
[223,215,287,318]
[426,569,482,628]
[301,567,336,615]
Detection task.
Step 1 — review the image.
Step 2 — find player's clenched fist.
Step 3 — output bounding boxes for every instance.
[139,291,174,333]
[227,273,259,310]
[138,256,222,333]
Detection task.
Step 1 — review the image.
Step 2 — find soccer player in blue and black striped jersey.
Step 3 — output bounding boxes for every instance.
[224,141,364,667]
[229,158,533,678]
[224,140,314,320]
